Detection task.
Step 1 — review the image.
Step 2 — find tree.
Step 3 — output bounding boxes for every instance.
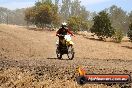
[36,5,52,28]
[67,16,81,32]
[60,0,71,21]
[79,6,89,20]
[107,5,128,35]
[41,0,52,4]
[128,11,132,24]
[90,11,115,40]
[113,29,123,43]
[62,0,90,31]
[55,0,59,5]
[25,1,60,28]
[70,0,81,16]
[60,0,90,23]
[0,7,26,25]
[68,16,90,32]
[24,7,36,25]
[127,22,132,42]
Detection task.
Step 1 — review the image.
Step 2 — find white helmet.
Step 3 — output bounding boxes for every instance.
[61,22,67,28]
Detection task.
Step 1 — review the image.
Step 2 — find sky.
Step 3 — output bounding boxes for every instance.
[0,0,132,13]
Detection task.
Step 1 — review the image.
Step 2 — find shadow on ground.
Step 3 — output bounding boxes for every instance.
[47,57,71,61]
[47,57,58,60]
[83,36,108,42]
[122,46,132,49]
[86,37,102,41]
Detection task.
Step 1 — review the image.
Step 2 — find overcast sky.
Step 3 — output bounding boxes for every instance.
[0,0,131,12]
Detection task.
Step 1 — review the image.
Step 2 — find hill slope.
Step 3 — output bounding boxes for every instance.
[0,24,132,88]
[0,24,132,60]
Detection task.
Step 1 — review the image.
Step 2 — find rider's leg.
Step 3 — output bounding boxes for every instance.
[58,38,63,50]
[62,39,65,45]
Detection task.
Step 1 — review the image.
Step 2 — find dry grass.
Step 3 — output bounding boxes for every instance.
[0,67,121,88]
[76,31,132,60]
[0,24,132,60]
[0,24,131,88]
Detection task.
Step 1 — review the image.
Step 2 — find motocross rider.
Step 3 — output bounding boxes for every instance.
[56,22,74,47]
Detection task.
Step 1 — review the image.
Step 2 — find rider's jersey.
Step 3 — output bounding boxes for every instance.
[56,27,74,37]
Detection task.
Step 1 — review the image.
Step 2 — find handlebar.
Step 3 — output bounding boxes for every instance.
[58,34,65,37]
[57,34,75,37]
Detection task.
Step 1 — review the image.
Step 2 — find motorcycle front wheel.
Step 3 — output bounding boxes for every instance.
[67,46,74,60]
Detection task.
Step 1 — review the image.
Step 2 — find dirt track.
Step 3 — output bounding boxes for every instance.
[0,24,132,88]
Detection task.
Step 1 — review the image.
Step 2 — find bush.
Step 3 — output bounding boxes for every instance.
[25,1,60,29]
[67,16,81,33]
[90,11,115,40]
[127,23,132,42]
[67,16,90,33]
[113,29,123,43]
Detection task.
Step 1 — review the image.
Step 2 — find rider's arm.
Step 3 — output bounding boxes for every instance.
[56,29,60,36]
[67,29,74,36]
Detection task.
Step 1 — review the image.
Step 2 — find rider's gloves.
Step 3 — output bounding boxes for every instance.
[56,34,59,36]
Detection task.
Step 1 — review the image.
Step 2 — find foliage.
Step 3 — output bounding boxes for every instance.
[90,11,115,40]
[0,1,131,34]
[113,29,123,43]
[60,0,90,22]
[81,20,91,31]
[67,16,90,33]
[60,0,71,21]
[67,16,81,32]
[24,1,60,28]
[127,22,132,42]
[128,11,132,25]
[106,5,128,34]
[24,7,36,25]
[0,7,26,25]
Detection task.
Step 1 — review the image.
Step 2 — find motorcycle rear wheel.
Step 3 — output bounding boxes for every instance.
[56,48,62,59]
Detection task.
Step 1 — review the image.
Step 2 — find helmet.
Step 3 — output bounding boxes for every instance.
[61,22,67,28]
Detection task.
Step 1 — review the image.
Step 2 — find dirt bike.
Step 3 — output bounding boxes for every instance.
[56,34,75,60]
